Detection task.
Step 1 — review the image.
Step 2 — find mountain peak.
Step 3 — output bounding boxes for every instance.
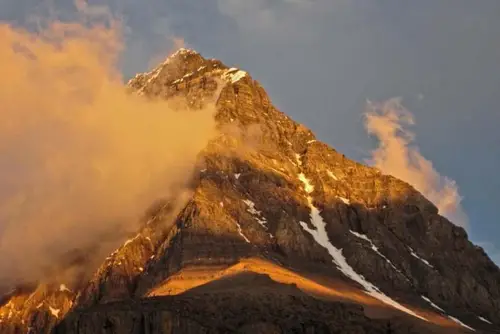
[2,51,500,333]
[157,47,202,66]
[171,47,199,56]
[127,48,251,99]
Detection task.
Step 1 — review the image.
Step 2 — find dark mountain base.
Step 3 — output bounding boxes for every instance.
[54,273,463,334]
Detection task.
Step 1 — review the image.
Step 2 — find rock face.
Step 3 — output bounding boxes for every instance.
[1,48,499,333]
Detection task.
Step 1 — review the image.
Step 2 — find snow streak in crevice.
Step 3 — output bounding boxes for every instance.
[243,199,268,229]
[349,231,408,281]
[296,167,426,321]
[421,296,475,331]
[235,221,250,243]
[408,247,434,268]
[49,306,60,318]
[477,316,492,325]
[421,296,445,312]
[327,170,338,180]
[448,316,475,332]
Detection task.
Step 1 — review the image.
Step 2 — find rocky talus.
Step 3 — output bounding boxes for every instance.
[1,48,499,334]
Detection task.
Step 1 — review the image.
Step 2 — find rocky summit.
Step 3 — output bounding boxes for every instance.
[1,48,499,334]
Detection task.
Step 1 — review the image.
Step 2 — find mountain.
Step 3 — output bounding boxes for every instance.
[1,48,499,333]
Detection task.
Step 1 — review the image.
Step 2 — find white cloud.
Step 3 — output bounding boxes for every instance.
[364,98,468,229]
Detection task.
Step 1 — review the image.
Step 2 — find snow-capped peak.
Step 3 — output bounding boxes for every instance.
[159,48,200,67]
[223,67,248,84]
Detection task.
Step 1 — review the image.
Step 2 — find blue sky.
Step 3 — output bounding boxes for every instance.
[1,0,499,264]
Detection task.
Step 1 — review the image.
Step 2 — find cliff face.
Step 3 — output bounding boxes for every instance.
[0,48,499,334]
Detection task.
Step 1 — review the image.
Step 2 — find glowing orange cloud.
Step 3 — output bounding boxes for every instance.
[364,98,468,228]
[0,19,218,288]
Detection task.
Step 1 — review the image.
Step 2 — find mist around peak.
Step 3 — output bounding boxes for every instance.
[0,18,220,290]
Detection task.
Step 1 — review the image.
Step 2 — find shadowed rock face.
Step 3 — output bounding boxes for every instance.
[1,48,499,334]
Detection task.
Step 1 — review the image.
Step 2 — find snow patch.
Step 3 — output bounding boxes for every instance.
[327,170,338,180]
[295,154,303,166]
[59,284,71,293]
[243,199,268,231]
[243,199,261,217]
[338,196,350,204]
[139,47,196,86]
[224,68,247,83]
[235,173,241,180]
[297,173,426,322]
[235,221,250,243]
[421,296,475,331]
[307,140,317,144]
[448,316,475,332]
[478,316,492,325]
[170,48,197,58]
[49,306,60,318]
[145,66,163,85]
[408,247,434,268]
[421,296,445,312]
[298,173,314,194]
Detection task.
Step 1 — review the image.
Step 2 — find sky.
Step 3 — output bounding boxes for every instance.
[1,0,499,264]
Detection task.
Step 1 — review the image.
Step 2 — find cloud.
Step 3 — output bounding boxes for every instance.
[364,98,468,228]
[0,0,186,79]
[0,14,219,289]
